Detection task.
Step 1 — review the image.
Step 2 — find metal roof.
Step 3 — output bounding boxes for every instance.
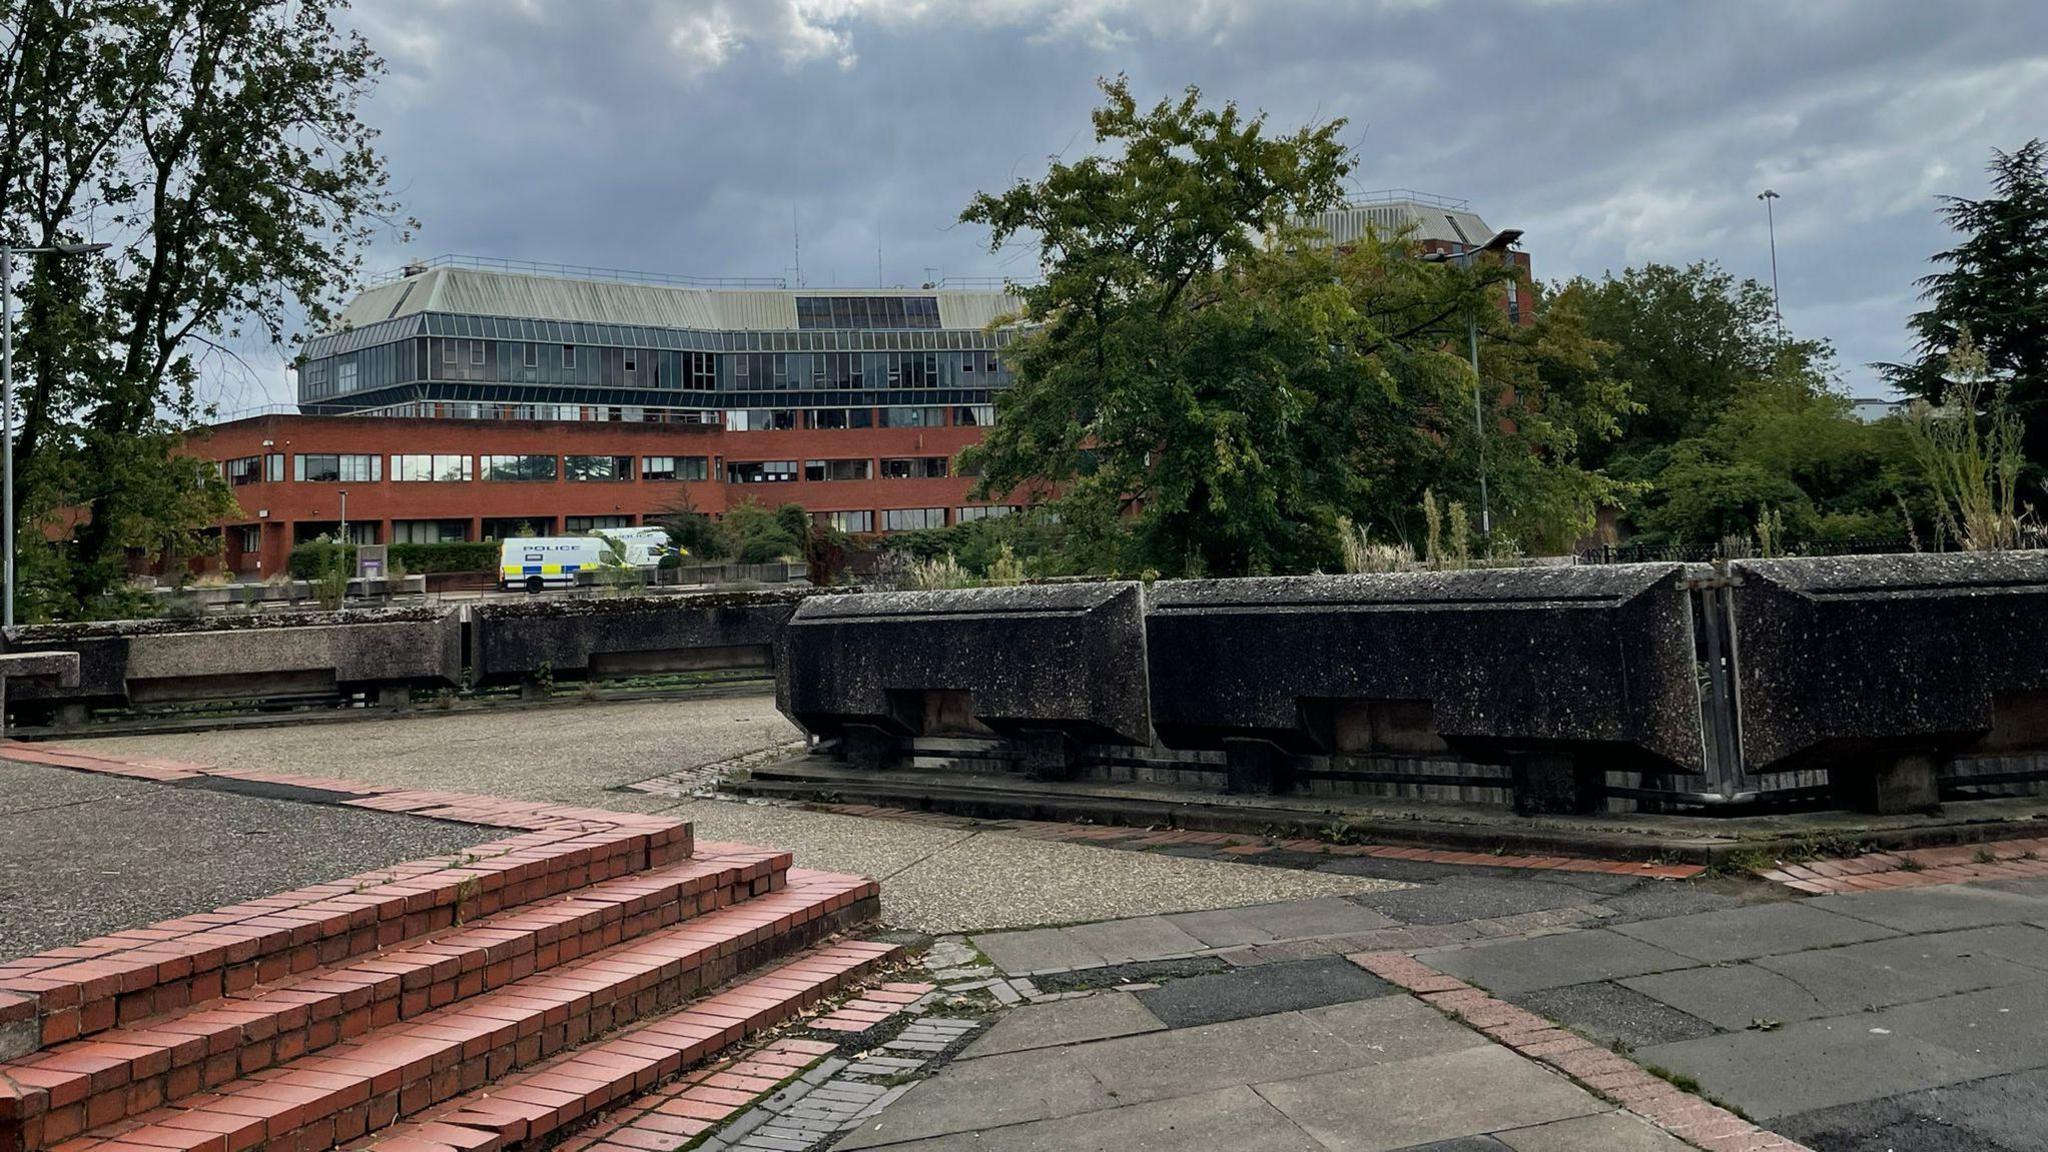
[1293,196,1499,248]
[329,265,1024,335]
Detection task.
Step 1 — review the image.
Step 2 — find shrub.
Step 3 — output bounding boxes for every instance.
[390,542,498,573]
[288,539,355,580]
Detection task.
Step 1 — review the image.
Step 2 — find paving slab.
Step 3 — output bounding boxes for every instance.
[1067,1009,1388,1105]
[1162,906,1279,948]
[1228,896,1399,939]
[1250,1045,1608,1152]
[956,992,1165,1059]
[1387,1140,1508,1152]
[1495,1111,1692,1152]
[1773,1067,2048,1152]
[1421,929,1698,995]
[1752,926,2048,1011]
[1296,995,1494,1064]
[1508,981,1717,1049]
[1588,882,1749,924]
[1608,900,1897,962]
[1062,915,1208,963]
[972,927,1109,974]
[0,759,490,960]
[839,1084,1323,1151]
[1621,963,1831,1031]
[1809,883,2048,933]
[1132,956,1391,1028]
[833,1047,1118,1148]
[1873,977,2048,1073]
[1634,1015,2000,1120]
[1350,876,1603,927]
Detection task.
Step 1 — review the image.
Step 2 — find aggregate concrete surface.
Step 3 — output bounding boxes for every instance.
[0,760,488,960]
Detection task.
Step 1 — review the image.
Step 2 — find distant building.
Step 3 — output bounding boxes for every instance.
[1293,190,1532,324]
[1849,397,1907,423]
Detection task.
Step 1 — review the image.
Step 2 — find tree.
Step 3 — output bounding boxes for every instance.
[959,77,1629,575]
[1,0,410,619]
[1883,140,2048,472]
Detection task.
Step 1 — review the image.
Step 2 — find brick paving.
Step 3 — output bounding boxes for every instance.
[1758,835,2048,893]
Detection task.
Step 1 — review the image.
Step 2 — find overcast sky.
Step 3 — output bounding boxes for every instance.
[212,0,2048,411]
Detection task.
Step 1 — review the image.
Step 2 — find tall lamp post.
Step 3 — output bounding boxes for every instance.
[1423,228,1524,539]
[4,241,111,628]
[1757,189,1783,340]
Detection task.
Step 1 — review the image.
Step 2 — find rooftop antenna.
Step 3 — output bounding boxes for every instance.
[877,247,884,288]
[922,266,940,290]
[792,208,803,289]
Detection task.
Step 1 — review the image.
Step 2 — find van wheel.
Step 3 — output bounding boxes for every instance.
[525,576,545,594]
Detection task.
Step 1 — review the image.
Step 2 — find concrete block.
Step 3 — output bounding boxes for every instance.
[472,589,820,687]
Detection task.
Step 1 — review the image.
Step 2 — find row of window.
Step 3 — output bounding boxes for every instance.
[794,296,944,330]
[221,452,951,485]
[726,457,951,484]
[246,506,1024,549]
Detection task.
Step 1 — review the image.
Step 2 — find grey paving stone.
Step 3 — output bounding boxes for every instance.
[1062,916,1208,964]
[1421,929,1698,995]
[1774,1067,2048,1152]
[1875,978,2048,1073]
[1133,955,1391,1028]
[1495,1111,1690,1151]
[1252,1044,1606,1151]
[1588,883,1748,924]
[1026,956,1229,992]
[1226,896,1399,940]
[832,1046,1118,1148]
[1351,876,1601,927]
[1162,907,1279,948]
[972,926,1109,975]
[958,991,1165,1059]
[1634,1016,2000,1120]
[1508,981,1718,1049]
[1609,902,1897,963]
[1753,927,2048,1012]
[1387,1139,1510,1152]
[1809,884,2048,934]
[1296,995,1493,1064]
[841,1083,1324,1151]
[1062,1011,1379,1106]
[1621,963,1831,1031]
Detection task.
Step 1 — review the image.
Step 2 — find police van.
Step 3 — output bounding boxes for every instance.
[497,531,676,592]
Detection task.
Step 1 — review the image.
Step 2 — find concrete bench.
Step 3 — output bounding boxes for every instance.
[471,589,819,693]
[1730,553,2048,812]
[1144,565,1706,812]
[0,650,81,734]
[777,582,1151,777]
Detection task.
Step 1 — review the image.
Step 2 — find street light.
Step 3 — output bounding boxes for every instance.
[1757,189,1783,340]
[1422,228,1524,539]
[4,241,112,628]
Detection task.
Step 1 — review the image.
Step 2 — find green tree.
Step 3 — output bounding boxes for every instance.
[1,0,410,619]
[959,78,1628,574]
[1883,140,2048,472]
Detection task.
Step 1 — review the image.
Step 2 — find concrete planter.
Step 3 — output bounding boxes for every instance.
[471,589,824,688]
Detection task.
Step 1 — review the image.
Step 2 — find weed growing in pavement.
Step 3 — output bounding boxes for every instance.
[1974,846,2001,864]
[1896,857,1926,872]
[1646,1066,1701,1094]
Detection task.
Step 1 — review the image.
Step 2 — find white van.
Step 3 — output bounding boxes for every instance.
[592,526,676,568]
[498,536,612,592]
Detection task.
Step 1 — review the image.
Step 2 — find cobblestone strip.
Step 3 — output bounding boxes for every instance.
[1352,952,1814,1152]
[1759,836,2048,893]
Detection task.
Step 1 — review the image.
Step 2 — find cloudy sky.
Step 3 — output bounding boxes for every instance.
[215,0,2048,410]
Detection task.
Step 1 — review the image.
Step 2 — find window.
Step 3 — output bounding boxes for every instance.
[623,354,636,384]
[882,508,948,532]
[469,340,485,366]
[390,454,473,482]
[565,516,632,533]
[795,296,942,330]
[236,526,262,553]
[1505,278,1522,326]
[223,455,263,486]
[336,361,359,393]
[814,510,874,533]
[482,454,558,482]
[956,505,1021,523]
[641,455,709,482]
[523,344,539,368]
[724,409,797,431]
[880,457,949,479]
[562,345,575,368]
[265,453,285,482]
[392,519,470,544]
[804,459,871,482]
[726,460,797,484]
[443,341,458,366]
[293,453,380,483]
[953,405,996,427]
[879,406,945,428]
[566,455,633,482]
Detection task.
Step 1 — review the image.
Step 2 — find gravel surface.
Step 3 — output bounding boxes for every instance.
[0,762,489,961]
[68,693,1407,933]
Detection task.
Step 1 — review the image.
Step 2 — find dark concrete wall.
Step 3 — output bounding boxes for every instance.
[471,590,821,686]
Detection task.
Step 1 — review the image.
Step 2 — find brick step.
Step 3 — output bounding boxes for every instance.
[0,848,791,1145]
[9,869,880,1152]
[358,939,902,1152]
[0,822,692,1054]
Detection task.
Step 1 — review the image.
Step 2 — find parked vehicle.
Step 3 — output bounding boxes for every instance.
[592,526,677,568]
[498,537,612,592]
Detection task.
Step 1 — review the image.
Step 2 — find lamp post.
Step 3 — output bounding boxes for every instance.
[4,240,111,628]
[1422,228,1524,539]
[1757,189,1783,340]
[338,490,349,545]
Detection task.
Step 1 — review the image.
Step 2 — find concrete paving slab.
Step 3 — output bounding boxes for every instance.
[972,927,1108,975]
[1297,995,1493,1064]
[1229,896,1399,939]
[1495,1111,1692,1152]
[1809,883,2048,933]
[956,992,1165,1059]
[1387,1140,1507,1152]
[1589,882,1749,924]
[1421,930,1698,995]
[1753,927,2048,1011]
[1132,956,1390,1028]
[1874,977,2048,1073]
[1634,1016,1999,1120]
[1774,1067,2048,1152]
[1251,1045,1608,1152]
[1350,876,1602,927]
[0,760,489,960]
[838,1084,1324,1151]
[1609,901,1897,962]
[1068,1009,1385,1105]
[1163,907,1278,948]
[1508,981,1717,1049]
[832,1047,1117,1148]
[1620,963,1831,1031]
[1062,915,1209,964]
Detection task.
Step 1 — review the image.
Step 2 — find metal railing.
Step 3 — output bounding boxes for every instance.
[1346,188,1472,211]
[365,254,788,290]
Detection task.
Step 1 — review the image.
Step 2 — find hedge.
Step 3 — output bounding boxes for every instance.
[287,540,501,579]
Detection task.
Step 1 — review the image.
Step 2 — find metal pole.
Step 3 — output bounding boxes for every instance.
[1469,308,1490,538]
[1759,189,1783,340]
[3,244,14,629]
[338,489,348,543]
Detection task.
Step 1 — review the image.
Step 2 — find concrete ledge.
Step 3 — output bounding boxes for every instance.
[471,589,822,687]
[777,583,1152,762]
